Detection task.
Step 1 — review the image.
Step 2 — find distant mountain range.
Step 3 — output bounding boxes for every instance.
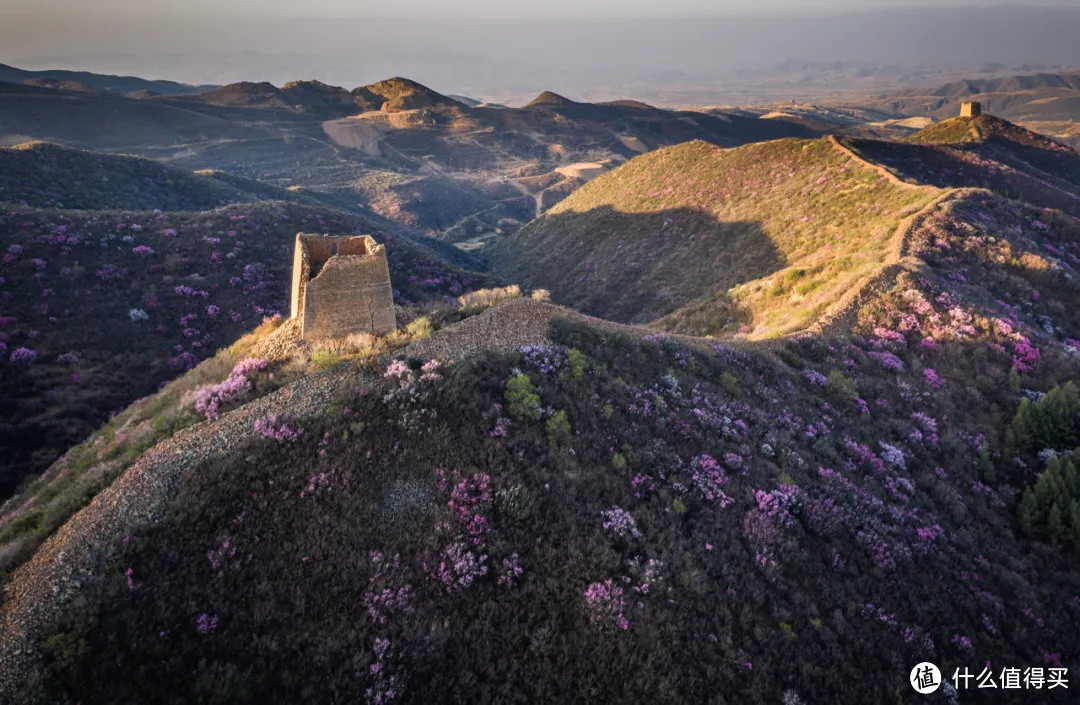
[0,62,216,96]
[0,71,823,246]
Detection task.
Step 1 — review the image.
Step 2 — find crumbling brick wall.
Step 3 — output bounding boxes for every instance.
[960,101,982,118]
[290,233,396,340]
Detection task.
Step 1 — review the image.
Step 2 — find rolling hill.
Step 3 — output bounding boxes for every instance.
[4,176,1080,699]
[492,114,1080,339]
[0,72,824,245]
[0,142,299,210]
[849,115,1080,216]
[820,69,1080,146]
[0,144,495,505]
[491,137,939,337]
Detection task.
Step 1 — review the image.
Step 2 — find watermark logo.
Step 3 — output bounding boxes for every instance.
[911,662,942,694]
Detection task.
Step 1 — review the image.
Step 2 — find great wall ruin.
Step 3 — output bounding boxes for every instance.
[289,233,396,340]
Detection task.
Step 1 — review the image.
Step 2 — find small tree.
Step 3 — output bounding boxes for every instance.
[504,374,541,420]
[1007,382,1080,455]
[1018,452,1080,544]
[546,409,571,450]
[566,348,587,381]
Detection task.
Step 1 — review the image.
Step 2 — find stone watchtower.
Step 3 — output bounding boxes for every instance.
[290,233,396,340]
[960,101,982,118]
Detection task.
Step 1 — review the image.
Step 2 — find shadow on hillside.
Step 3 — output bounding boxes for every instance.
[849,138,1080,217]
[495,205,784,326]
[983,135,1080,190]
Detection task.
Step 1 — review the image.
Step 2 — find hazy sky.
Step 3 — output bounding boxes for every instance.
[6,0,1080,18]
[2,2,1078,103]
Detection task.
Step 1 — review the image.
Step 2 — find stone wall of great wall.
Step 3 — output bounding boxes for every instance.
[290,233,396,340]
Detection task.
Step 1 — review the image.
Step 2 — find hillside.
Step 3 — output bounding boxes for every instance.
[819,69,1080,146]
[0,75,824,245]
[0,142,293,210]
[525,91,578,108]
[0,166,494,503]
[847,115,1080,216]
[492,115,1080,338]
[5,179,1080,699]
[491,137,939,337]
[181,77,463,118]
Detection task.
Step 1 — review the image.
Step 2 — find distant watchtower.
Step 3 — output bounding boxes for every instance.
[290,233,396,340]
[960,101,982,118]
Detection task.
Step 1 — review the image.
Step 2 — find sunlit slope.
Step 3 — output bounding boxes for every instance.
[491,138,940,337]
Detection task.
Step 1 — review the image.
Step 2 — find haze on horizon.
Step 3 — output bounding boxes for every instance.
[2,1,1079,105]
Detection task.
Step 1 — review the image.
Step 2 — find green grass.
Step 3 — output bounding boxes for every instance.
[493,138,939,338]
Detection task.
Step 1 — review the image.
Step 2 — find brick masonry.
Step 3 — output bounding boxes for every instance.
[290,233,396,340]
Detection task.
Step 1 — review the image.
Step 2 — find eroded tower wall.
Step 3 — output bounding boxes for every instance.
[290,233,396,340]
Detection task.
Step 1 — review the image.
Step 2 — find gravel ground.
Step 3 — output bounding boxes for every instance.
[402,297,733,362]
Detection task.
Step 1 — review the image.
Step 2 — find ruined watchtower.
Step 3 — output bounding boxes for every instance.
[290,233,396,340]
[960,101,982,118]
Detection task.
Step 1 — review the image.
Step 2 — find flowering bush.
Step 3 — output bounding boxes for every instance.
[867,351,903,372]
[193,358,268,419]
[600,506,641,539]
[429,541,488,593]
[922,367,945,389]
[444,471,492,544]
[688,453,734,506]
[583,579,629,631]
[9,347,36,365]
[254,413,302,443]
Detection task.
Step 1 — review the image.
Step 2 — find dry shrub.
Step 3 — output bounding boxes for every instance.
[457,285,521,313]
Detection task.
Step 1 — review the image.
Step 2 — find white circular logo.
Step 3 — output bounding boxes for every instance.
[910,662,942,694]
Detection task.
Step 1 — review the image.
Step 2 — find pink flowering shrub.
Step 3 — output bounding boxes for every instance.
[497,553,523,587]
[428,541,488,593]
[441,470,492,544]
[583,579,629,631]
[195,613,219,634]
[193,358,268,419]
[867,351,903,372]
[9,347,37,365]
[1011,339,1041,372]
[922,367,945,389]
[254,413,302,443]
[688,453,734,506]
[363,552,415,624]
[600,506,641,538]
